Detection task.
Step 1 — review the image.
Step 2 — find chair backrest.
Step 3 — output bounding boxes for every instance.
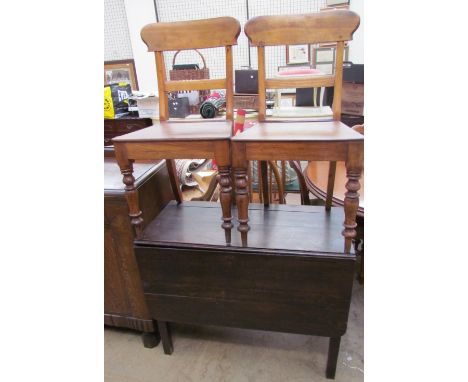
[141,17,241,121]
[244,10,360,121]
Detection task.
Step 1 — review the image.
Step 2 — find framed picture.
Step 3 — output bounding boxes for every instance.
[104,59,139,90]
[286,44,310,65]
[312,46,349,74]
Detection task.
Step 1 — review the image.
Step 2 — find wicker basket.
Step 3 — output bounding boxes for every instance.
[169,49,210,81]
[169,50,210,108]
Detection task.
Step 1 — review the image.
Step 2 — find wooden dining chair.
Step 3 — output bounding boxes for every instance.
[234,10,363,252]
[113,17,241,244]
[244,10,360,211]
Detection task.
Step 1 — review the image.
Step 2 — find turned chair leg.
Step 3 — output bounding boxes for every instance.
[326,337,341,379]
[118,159,144,238]
[343,144,363,253]
[234,167,250,246]
[232,142,249,245]
[218,166,233,244]
[157,321,173,355]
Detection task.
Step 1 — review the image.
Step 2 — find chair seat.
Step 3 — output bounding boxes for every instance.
[112,120,232,143]
[231,120,363,142]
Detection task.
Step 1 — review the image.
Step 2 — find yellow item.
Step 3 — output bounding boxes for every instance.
[104,86,115,119]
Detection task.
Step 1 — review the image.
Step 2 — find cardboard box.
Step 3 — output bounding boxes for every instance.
[131,94,159,118]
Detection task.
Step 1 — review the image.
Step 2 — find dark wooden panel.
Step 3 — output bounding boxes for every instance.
[104,225,129,314]
[136,245,355,337]
[342,82,364,116]
[138,247,353,302]
[104,314,154,332]
[115,119,152,134]
[145,293,350,337]
[104,158,173,332]
[104,117,153,146]
[341,113,364,128]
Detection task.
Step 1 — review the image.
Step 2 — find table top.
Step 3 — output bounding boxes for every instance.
[136,201,352,255]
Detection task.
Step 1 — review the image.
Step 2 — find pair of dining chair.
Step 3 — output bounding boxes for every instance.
[113,10,363,249]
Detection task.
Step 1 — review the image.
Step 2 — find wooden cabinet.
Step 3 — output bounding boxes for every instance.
[104,116,153,146]
[342,82,364,116]
[104,156,172,347]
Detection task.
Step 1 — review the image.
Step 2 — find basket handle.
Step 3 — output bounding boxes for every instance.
[172,49,207,69]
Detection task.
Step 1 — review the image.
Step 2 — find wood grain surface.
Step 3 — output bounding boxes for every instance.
[135,203,355,337]
[135,201,351,254]
[113,121,232,142]
[232,120,364,142]
[141,17,240,51]
[244,11,360,46]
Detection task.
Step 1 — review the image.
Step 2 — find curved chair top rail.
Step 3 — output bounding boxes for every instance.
[141,17,241,51]
[244,10,360,46]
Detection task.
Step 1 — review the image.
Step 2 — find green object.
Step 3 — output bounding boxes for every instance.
[200,96,225,118]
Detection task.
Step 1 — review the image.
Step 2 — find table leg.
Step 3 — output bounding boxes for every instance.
[218,165,233,244]
[326,337,341,379]
[157,321,173,355]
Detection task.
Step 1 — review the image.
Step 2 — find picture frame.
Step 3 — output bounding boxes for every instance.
[277,64,313,75]
[286,44,310,65]
[104,59,139,90]
[326,0,349,6]
[312,46,349,75]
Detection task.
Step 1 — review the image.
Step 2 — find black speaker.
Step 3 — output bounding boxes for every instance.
[235,69,258,94]
[343,62,364,83]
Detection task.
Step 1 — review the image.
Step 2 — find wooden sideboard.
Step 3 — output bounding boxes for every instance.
[104,154,172,347]
[104,116,153,146]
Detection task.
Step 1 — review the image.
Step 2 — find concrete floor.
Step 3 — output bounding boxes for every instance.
[105,280,363,382]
